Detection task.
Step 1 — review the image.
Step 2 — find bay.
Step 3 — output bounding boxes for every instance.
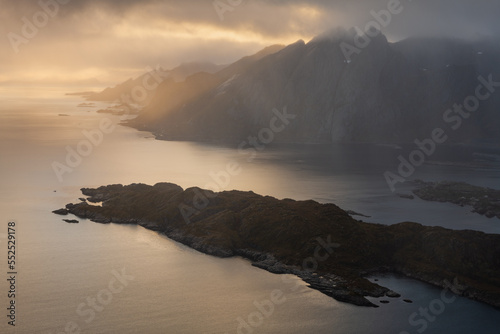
[0,87,499,333]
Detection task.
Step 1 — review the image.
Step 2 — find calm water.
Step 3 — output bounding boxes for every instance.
[0,87,499,333]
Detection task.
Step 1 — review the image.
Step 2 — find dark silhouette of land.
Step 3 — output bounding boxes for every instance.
[54,182,500,308]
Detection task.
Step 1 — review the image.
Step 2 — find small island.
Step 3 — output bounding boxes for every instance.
[96,104,138,116]
[412,180,500,219]
[54,183,500,308]
[77,103,96,108]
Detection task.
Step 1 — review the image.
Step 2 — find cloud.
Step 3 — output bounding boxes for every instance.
[3,0,499,38]
[0,0,498,86]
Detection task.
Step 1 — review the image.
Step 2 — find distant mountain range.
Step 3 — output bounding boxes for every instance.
[86,61,228,105]
[92,29,500,144]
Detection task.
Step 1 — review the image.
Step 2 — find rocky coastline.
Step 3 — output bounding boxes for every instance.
[54,182,500,308]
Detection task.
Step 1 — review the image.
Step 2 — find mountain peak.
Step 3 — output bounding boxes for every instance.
[309,27,352,43]
[308,27,389,52]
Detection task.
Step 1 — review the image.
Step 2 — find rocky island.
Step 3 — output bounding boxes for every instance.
[413,180,500,219]
[54,183,500,308]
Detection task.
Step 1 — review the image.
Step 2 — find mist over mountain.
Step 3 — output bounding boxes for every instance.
[87,62,227,105]
[128,29,500,144]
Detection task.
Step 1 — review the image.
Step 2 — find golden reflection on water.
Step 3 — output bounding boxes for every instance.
[1,88,500,333]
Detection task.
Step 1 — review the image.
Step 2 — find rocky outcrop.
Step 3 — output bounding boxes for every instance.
[397,193,415,200]
[52,208,69,215]
[54,182,500,308]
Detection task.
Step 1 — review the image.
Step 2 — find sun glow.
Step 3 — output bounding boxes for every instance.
[0,1,314,87]
[112,20,299,46]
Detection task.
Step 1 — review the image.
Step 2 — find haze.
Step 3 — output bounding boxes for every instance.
[0,0,498,86]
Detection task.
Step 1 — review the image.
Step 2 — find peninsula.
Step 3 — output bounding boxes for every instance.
[54,183,500,308]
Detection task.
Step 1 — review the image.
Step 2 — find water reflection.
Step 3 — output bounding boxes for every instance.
[0,90,499,333]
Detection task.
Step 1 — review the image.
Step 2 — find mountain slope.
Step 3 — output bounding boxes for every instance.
[128,44,286,136]
[128,30,500,144]
[86,62,227,105]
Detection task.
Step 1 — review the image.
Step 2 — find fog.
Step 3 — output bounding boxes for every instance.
[0,0,498,86]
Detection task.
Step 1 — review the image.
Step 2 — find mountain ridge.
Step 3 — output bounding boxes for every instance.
[123,30,500,145]
[85,61,228,105]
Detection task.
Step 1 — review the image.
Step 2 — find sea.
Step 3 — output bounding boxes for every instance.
[0,86,499,333]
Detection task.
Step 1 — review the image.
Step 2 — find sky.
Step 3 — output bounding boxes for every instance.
[0,0,498,87]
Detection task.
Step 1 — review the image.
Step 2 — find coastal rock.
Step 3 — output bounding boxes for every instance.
[386,290,401,298]
[138,221,162,231]
[252,258,290,274]
[397,193,414,200]
[52,208,69,215]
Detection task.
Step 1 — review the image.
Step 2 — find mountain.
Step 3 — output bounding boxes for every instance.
[129,44,286,134]
[127,29,500,144]
[86,62,227,105]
